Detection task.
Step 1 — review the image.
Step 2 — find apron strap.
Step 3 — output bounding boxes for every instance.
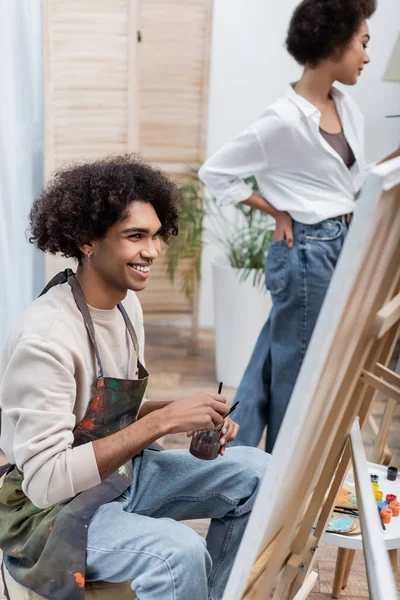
[117,302,140,360]
[39,269,73,297]
[38,269,104,380]
[36,270,143,378]
[67,274,104,380]
[0,463,10,478]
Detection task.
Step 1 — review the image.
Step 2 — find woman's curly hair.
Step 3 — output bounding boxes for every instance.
[29,155,179,261]
[286,0,376,67]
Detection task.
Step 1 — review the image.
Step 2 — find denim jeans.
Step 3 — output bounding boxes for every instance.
[231,218,349,453]
[86,446,269,600]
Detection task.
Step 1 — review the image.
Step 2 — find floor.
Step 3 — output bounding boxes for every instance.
[1,323,399,599]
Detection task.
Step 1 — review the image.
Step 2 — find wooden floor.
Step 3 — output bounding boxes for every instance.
[1,323,399,599]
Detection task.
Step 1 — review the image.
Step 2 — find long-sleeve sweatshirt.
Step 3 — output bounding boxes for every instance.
[0,282,145,508]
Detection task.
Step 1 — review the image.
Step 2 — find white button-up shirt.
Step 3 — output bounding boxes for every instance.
[199,85,367,224]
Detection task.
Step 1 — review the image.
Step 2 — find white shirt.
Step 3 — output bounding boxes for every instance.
[199,85,367,224]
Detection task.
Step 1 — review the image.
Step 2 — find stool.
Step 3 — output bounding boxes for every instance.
[3,564,136,599]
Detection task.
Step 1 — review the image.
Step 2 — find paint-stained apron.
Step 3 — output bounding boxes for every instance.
[0,270,149,599]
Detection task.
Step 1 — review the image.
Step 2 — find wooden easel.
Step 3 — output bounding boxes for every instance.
[222,158,400,600]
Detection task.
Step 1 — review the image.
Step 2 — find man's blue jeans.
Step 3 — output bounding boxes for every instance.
[231,218,349,453]
[86,446,269,600]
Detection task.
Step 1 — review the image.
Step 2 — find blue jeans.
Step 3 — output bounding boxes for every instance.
[231,219,349,453]
[86,446,269,600]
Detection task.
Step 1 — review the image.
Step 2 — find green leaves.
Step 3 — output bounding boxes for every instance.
[164,173,274,299]
[165,175,204,300]
[205,177,273,290]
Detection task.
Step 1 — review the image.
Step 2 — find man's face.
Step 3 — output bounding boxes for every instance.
[92,201,162,293]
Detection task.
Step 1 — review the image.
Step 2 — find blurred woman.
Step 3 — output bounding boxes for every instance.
[199,0,381,452]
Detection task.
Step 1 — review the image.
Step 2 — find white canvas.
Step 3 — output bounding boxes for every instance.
[222,157,400,600]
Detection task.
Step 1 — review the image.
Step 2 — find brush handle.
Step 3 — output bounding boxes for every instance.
[217,401,239,431]
[225,401,239,418]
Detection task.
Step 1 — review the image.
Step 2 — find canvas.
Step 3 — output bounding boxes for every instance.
[222,157,400,600]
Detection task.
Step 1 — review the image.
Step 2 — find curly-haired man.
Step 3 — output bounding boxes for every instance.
[0,155,269,600]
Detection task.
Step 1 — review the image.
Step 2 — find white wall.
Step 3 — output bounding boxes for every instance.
[199,0,400,328]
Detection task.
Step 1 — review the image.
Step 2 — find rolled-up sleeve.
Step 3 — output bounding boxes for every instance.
[198,125,269,206]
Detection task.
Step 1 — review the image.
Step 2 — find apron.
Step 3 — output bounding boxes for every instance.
[0,269,149,600]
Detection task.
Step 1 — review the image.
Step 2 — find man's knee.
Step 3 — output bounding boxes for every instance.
[165,522,211,572]
[223,446,269,489]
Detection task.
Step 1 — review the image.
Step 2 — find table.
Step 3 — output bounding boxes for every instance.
[323,462,400,598]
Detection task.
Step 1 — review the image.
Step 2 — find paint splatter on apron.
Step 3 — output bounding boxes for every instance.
[0,270,149,599]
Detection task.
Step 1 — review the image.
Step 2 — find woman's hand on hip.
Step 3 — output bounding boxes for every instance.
[272,211,294,247]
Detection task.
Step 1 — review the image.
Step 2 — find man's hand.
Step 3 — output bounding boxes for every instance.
[161,392,229,435]
[94,393,231,481]
[272,211,293,247]
[186,416,240,456]
[217,417,239,456]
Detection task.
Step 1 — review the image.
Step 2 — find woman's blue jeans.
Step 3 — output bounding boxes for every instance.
[231,218,349,453]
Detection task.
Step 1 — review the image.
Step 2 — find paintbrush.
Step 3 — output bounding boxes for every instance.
[334,507,359,517]
[216,400,239,432]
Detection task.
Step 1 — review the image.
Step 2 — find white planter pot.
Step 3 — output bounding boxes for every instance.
[212,255,272,388]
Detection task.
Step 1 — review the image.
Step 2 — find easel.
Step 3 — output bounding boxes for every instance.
[222,157,400,600]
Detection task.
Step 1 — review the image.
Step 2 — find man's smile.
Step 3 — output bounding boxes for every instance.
[127,263,151,278]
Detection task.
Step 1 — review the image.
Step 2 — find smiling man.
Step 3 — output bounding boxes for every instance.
[0,156,269,600]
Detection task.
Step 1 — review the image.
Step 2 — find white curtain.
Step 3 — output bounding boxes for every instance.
[0,0,44,349]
